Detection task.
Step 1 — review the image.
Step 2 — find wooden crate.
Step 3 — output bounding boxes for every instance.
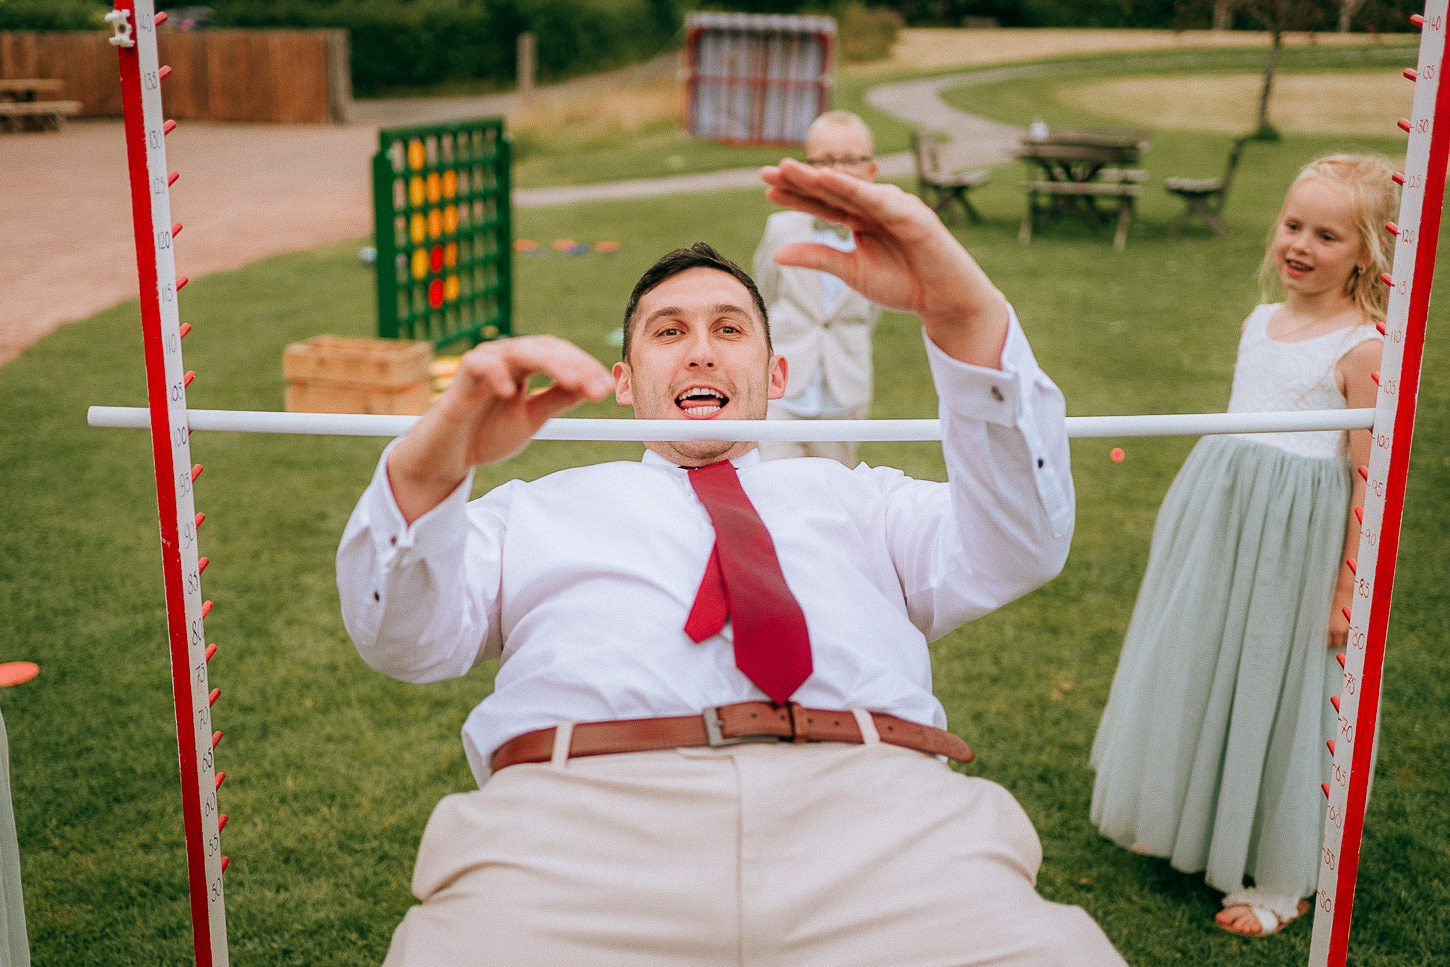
[284,380,434,415]
[283,335,433,414]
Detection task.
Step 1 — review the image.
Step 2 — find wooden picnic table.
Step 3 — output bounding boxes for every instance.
[1016,128,1151,250]
[0,79,80,132]
[0,78,66,101]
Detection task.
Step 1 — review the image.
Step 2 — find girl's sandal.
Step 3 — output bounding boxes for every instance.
[1216,889,1310,937]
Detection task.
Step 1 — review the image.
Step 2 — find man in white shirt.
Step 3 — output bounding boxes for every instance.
[338,160,1124,966]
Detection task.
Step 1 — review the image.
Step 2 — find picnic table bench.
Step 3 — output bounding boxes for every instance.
[0,79,81,132]
[909,127,990,224]
[1016,128,1150,251]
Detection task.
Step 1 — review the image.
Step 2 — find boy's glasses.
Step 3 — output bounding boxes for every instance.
[806,155,873,167]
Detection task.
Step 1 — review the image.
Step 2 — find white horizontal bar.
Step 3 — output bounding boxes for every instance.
[87,406,1376,441]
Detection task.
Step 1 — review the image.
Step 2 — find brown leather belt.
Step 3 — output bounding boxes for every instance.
[491,701,974,771]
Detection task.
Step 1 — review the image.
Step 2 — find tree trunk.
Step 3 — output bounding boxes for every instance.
[1214,0,1235,30]
[1339,0,1367,32]
[1256,27,1283,137]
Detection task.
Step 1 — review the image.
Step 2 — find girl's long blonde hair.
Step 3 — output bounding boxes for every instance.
[1258,154,1401,323]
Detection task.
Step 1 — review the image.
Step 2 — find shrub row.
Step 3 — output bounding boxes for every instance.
[0,0,110,30]
[720,0,1426,31]
[4,0,1425,97]
[196,0,685,96]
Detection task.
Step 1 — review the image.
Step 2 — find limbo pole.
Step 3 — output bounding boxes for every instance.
[86,406,1377,441]
[1310,4,1449,964]
[105,2,229,964]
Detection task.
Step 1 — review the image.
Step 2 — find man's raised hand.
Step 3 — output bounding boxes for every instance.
[387,336,613,523]
[760,158,1008,368]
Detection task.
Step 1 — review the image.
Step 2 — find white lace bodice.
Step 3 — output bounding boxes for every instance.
[1227,304,1381,459]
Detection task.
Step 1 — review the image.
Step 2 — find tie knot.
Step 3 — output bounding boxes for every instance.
[687,460,734,475]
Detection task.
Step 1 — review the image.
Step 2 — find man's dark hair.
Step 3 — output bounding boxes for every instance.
[621,242,771,361]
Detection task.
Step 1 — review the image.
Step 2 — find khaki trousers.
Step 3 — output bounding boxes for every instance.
[383,742,1125,967]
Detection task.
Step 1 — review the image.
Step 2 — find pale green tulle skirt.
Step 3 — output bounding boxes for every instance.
[1090,434,1349,900]
[1,705,28,967]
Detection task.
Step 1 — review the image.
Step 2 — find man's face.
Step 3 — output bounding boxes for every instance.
[613,266,787,467]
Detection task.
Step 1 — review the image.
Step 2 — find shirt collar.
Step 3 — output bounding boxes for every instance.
[640,447,763,471]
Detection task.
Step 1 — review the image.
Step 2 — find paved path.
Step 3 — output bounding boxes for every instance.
[0,65,1017,368]
[349,66,1030,205]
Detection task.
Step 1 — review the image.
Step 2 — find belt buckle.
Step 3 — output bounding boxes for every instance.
[702,706,781,747]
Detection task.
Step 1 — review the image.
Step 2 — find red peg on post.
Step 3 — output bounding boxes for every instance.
[1394,171,1406,186]
[201,599,213,618]
[1328,739,1337,755]
[211,731,222,749]
[163,118,176,135]
[168,169,179,186]
[208,687,220,706]
[191,464,203,482]
[1345,558,1357,574]
[205,643,217,662]
[1354,506,1364,525]
[176,275,189,290]
[1371,371,1380,385]
[155,9,169,24]
[195,512,205,529]
[183,370,195,388]
[1357,465,1369,482]
[1412,12,1426,25]
[1322,782,1332,799]
[178,322,192,339]
[1380,272,1394,287]
[1331,694,1341,713]
[1342,606,1353,623]
[220,857,230,874]
[215,772,225,791]
[1337,653,1347,669]
[159,65,172,80]
[198,557,209,574]
[1387,221,1400,235]
[218,815,228,832]
[1404,68,1419,81]
[1399,118,1412,133]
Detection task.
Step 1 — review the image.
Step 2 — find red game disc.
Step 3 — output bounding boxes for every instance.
[0,661,39,687]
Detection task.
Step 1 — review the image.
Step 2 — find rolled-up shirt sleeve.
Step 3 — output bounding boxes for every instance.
[337,443,503,683]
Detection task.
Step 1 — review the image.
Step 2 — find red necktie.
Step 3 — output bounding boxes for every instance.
[684,461,813,704]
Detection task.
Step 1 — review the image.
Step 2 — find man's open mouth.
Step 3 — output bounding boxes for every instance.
[676,387,728,417]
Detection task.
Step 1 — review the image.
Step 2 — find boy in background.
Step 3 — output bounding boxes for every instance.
[753,111,881,464]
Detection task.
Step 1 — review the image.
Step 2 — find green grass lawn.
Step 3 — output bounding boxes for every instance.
[3,46,1449,967]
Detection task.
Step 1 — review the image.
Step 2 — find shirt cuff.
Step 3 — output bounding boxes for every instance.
[363,439,475,566]
[922,303,1032,428]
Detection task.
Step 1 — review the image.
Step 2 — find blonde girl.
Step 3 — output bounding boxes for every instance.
[1090,155,1398,937]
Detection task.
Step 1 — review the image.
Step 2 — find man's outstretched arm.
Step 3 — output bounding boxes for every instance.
[760,159,1009,369]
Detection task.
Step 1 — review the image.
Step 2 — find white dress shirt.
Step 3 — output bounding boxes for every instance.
[337,312,1074,785]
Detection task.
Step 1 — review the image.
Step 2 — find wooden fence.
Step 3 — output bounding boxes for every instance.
[0,29,350,123]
